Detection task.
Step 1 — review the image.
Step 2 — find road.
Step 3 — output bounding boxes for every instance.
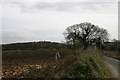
[102,55,119,78]
[0,51,2,79]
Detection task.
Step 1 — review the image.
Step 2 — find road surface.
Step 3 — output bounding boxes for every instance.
[0,51,2,79]
[102,55,119,79]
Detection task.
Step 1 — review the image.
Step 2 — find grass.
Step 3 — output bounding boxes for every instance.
[62,49,112,78]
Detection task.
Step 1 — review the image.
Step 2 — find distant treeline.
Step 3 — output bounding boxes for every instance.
[1,41,120,51]
[2,41,75,51]
[103,42,120,51]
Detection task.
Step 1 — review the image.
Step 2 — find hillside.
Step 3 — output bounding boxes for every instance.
[2,41,66,51]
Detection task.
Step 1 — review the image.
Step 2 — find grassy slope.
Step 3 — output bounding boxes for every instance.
[62,50,112,78]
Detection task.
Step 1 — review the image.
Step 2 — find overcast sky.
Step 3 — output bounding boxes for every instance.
[1,0,119,44]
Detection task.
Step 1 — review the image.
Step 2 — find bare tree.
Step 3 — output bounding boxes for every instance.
[63,22,109,49]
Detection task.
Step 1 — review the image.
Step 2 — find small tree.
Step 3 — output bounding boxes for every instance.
[63,22,109,49]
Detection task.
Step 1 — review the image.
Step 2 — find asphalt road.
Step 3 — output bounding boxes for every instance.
[102,55,120,78]
[0,51,2,79]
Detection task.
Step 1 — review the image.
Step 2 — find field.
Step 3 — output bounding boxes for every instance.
[103,50,120,60]
[2,47,112,78]
[2,48,78,78]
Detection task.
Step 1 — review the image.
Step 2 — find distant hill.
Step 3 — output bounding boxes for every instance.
[2,41,78,51]
[1,41,120,51]
[2,41,69,51]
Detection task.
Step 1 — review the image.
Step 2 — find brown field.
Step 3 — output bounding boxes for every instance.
[103,50,120,60]
[2,49,80,78]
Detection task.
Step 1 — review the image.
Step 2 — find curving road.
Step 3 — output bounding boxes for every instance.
[102,55,119,78]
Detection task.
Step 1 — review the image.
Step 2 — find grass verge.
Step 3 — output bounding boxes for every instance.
[62,50,112,78]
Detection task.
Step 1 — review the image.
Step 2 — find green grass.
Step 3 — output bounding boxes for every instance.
[62,50,112,78]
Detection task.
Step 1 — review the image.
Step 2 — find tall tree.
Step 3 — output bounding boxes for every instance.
[63,22,109,49]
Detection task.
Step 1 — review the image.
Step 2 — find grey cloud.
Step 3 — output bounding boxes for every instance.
[13,2,117,13]
[2,29,64,44]
[2,2,118,44]
[2,30,34,44]
[1,0,119,3]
